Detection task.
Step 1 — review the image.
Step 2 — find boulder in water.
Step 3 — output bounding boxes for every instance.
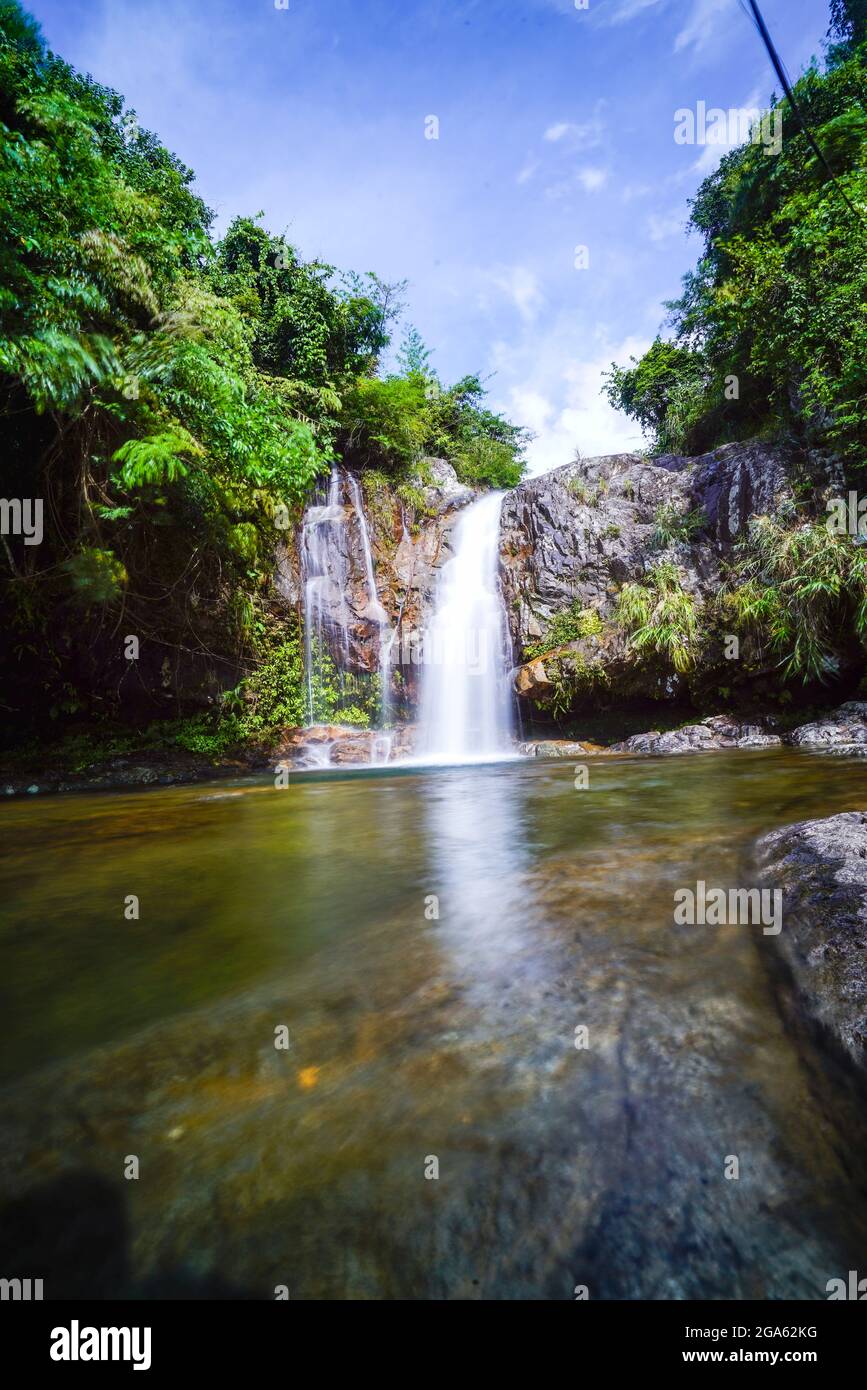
[755,811,867,1074]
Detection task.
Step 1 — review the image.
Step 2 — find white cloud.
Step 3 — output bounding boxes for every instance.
[485,265,546,323]
[646,209,684,241]
[674,0,733,55]
[541,110,607,151]
[489,325,650,476]
[545,164,610,199]
[593,0,735,59]
[508,388,556,437]
[602,0,666,23]
[578,166,609,192]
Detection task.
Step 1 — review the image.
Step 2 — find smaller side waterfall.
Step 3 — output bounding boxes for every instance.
[300,467,394,734]
[345,474,395,729]
[300,467,350,724]
[418,491,514,762]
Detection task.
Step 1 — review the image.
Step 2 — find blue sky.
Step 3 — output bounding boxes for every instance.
[27,0,831,473]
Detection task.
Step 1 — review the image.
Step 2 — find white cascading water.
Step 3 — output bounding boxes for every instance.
[418,491,514,762]
[345,473,394,731]
[301,466,350,724]
[300,467,393,744]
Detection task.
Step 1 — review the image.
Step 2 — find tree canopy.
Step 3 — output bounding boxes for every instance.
[0,2,527,734]
[605,16,867,472]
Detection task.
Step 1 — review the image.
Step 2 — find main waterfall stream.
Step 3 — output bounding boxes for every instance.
[418,491,514,762]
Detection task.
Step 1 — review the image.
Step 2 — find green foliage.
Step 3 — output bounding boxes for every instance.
[338,370,528,487]
[396,324,432,376]
[0,3,529,732]
[568,476,607,506]
[452,434,523,490]
[616,562,698,674]
[333,703,371,728]
[605,40,867,471]
[340,374,428,469]
[544,651,609,719]
[111,428,200,487]
[651,501,707,549]
[170,714,241,759]
[604,339,709,455]
[828,0,867,47]
[236,635,308,734]
[525,602,603,660]
[61,547,127,605]
[721,515,867,681]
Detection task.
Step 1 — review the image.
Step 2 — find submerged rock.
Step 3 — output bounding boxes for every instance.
[275,723,415,768]
[518,740,605,758]
[755,811,867,1073]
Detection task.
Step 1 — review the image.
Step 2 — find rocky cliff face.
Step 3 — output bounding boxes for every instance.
[273,440,824,722]
[273,459,475,710]
[499,440,800,711]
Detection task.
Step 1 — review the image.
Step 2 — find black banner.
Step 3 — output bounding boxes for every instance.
[3,1297,864,1374]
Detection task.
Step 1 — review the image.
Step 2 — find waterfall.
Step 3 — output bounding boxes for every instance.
[301,466,350,724]
[300,466,393,732]
[418,491,514,762]
[345,473,394,729]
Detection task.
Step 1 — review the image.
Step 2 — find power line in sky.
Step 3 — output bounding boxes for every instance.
[737,0,864,227]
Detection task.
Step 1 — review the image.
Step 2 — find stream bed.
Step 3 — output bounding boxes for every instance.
[1,748,866,1299]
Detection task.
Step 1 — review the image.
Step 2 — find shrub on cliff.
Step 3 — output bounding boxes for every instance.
[722,515,867,682]
[337,368,528,488]
[616,563,699,676]
[604,19,867,474]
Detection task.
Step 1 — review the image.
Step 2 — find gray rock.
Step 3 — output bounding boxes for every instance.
[412,457,474,515]
[609,718,781,755]
[501,440,798,705]
[755,811,867,1072]
[788,703,867,752]
[611,725,715,755]
[518,740,603,758]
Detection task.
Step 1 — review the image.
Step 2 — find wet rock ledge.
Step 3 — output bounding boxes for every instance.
[756,811,867,1075]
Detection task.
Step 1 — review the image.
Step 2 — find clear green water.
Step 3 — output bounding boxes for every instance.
[0,749,866,1298]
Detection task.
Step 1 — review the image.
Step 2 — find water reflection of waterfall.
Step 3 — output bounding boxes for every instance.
[423,764,531,995]
[418,491,514,762]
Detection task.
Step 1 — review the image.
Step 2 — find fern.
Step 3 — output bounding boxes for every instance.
[111,428,202,488]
